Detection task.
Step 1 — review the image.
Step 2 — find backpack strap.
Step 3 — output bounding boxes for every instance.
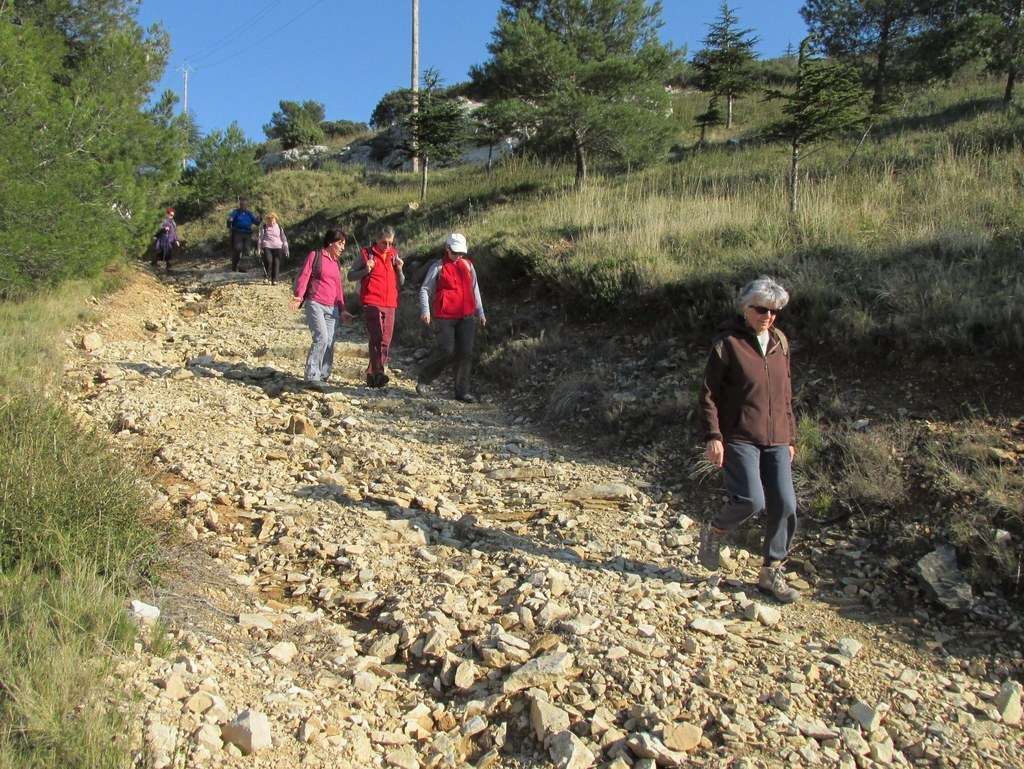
[773,328,789,356]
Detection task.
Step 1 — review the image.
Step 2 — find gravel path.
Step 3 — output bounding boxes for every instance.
[61,264,1023,769]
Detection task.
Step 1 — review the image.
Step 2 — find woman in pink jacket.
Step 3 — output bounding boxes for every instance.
[289,229,354,388]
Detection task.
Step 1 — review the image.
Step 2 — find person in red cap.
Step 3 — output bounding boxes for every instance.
[152,208,180,273]
[415,233,486,403]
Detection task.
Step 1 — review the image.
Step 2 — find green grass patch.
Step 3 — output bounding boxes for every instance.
[0,288,155,768]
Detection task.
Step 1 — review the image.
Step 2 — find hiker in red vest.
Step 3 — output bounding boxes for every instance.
[348,225,404,388]
[415,233,486,403]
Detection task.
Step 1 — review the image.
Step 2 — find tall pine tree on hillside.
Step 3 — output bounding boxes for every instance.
[0,0,182,296]
[692,3,760,129]
[471,0,682,189]
[766,37,868,213]
[800,0,924,109]
[403,69,470,202]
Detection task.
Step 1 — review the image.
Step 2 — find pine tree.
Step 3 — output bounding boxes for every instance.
[263,101,327,149]
[472,0,681,189]
[0,0,182,295]
[692,3,760,128]
[404,70,470,202]
[765,37,869,213]
[800,0,924,109]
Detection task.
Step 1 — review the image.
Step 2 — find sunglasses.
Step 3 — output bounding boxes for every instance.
[750,305,780,316]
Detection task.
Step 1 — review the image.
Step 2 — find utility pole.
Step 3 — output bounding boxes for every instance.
[411,0,419,173]
[175,62,194,171]
[176,61,194,114]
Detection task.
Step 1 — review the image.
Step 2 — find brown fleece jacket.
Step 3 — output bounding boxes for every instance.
[698,316,796,446]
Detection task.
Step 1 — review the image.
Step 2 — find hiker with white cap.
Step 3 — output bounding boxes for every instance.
[415,233,486,403]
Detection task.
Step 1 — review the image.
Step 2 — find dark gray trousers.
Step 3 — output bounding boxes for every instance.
[713,442,797,564]
[418,316,476,398]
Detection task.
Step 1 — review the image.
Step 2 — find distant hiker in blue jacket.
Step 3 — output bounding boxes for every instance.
[226,198,260,272]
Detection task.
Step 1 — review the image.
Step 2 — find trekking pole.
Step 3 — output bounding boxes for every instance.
[255,240,269,279]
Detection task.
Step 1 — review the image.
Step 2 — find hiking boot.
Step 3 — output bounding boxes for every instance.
[456,393,476,403]
[415,381,430,397]
[757,564,800,604]
[377,374,390,388]
[698,523,727,571]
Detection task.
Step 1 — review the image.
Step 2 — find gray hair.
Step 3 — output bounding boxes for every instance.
[375,225,395,240]
[736,276,790,312]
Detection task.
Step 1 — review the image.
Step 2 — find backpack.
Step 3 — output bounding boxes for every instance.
[294,249,323,308]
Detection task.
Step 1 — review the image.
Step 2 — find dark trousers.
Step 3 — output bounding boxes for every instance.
[363,305,396,376]
[418,316,476,398]
[231,232,253,270]
[713,442,798,564]
[262,247,284,282]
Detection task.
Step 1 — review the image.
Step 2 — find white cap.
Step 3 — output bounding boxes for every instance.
[445,233,468,254]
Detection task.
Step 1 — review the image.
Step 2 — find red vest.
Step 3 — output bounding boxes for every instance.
[359,245,400,309]
[432,258,477,319]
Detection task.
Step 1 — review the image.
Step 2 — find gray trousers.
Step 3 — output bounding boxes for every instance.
[303,301,338,382]
[713,442,797,564]
[418,316,476,398]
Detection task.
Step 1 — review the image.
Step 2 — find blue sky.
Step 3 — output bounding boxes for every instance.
[136,1,809,141]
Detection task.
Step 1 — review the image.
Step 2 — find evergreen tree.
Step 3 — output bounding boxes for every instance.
[974,0,1024,104]
[263,100,327,149]
[800,0,925,109]
[692,3,760,128]
[472,0,681,189]
[403,70,470,202]
[765,37,869,213]
[183,124,262,210]
[0,0,181,296]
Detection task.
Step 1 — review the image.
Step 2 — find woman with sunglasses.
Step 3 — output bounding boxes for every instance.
[697,276,800,603]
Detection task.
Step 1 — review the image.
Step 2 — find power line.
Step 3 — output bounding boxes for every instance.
[190,0,329,70]
[185,0,288,67]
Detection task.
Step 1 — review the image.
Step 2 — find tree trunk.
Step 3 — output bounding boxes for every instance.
[872,12,892,110]
[487,141,494,175]
[574,135,587,190]
[726,94,734,129]
[789,141,800,215]
[1005,66,1016,106]
[419,156,428,202]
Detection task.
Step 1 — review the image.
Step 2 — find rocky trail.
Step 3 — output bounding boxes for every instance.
[61,261,1023,769]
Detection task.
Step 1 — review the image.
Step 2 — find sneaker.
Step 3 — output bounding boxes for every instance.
[698,523,726,571]
[415,381,430,397]
[304,380,326,391]
[456,393,476,403]
[757,564,800,604]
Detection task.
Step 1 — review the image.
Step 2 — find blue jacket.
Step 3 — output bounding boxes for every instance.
[227,208,260,233]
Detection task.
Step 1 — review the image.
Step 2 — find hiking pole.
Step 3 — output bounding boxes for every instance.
[255,245,269,279]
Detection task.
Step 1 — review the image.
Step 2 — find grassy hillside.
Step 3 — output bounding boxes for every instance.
[0,280,157,768]
[171,70,1024,596]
